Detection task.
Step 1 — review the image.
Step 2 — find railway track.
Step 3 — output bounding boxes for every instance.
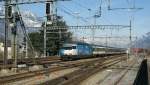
[0,56,60,64]
[0,56,108,84]
[0,54,125,69]
[0,56,61,69]
[113,58,138,85]
[38,55,126,85]
[0,55,123,84]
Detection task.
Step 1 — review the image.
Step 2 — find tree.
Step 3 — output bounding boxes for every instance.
[28,32,43,53]
[29,18,72,55]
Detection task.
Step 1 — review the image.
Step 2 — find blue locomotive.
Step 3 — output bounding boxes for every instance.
[59,42,93,60]
[59,42,125,60]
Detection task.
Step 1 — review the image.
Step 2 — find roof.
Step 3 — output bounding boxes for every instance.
[64,41,90,45]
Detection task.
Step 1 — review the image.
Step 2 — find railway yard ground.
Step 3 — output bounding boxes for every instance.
[80,55,143,85]
[0,54,147,85]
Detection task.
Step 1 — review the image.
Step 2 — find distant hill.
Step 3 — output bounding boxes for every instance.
[133,32,150,49]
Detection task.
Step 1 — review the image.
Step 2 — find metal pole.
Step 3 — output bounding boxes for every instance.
[59,29,62,43]
[129,20,132,56]
[12,25,17,69]
[44,0,52,57]
[44,26,46,57]
[94,16,97,25]
[74,12,79,40]
[77,14,79,27]
[12,1,18,70]
[3,0,10,69]
[25,37,28,58]
[127,20,132,63]
[44,0,49,57]
[88,9,91,25]
[74,12,79,26]
[92,16,96,44]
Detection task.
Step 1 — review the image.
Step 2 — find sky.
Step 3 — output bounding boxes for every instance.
[0,0,149,47]
[18,0,150,38]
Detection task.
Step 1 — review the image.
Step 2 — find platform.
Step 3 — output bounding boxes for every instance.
[147,58,150,85]
[133,56,150,85]
[81,55,143,85]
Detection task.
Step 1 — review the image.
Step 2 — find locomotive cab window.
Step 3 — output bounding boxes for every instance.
[63,47,72,50]
[72,46,76,49]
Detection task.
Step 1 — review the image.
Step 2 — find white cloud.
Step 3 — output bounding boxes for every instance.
[0,5,43,27]
[21,11,42,27]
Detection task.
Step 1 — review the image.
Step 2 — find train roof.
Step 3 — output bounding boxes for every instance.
[91,44,125,50]
[63,41,91,47]
[62,42,125,50]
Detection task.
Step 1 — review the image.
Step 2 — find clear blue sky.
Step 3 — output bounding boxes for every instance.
[19,0,150,38]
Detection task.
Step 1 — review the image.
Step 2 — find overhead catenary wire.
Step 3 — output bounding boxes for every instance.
[4,0,65,5]
[126,0,130,7]
[58,6,87,22]
[107,0,143,11]
[54,6,90,37]
[60,5,88,22]
[71,0,92,11]
[60,0,103,24]
[0,0,69,7]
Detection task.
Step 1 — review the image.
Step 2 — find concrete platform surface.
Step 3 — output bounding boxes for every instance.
[80,55,143,85]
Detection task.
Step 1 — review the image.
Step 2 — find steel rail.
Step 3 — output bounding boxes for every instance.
[38,55,126,85]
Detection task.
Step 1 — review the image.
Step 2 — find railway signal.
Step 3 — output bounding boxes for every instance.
[44,0,70,57]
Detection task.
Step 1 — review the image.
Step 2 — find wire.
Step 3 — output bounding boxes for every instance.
[58,6,87,22]
[72,0,92,11]
[0,0,70,6]
[8,0,55,6]
[99,0,103,6]
[126,0,130,7]
[60,4,74,13]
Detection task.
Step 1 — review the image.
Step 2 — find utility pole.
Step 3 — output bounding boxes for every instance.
[126,20,132,63]
[10,0,19,71]
[92,16,96,45]
[44,0,53,57]
[25,37,28,58]
[43,23,47,57]
[3,0,10,69]
[129,20,132,56]
[105,34,108,56]
[92,8,101,45]
[74,12,79,40]
[88,9,92,25]
[74,12,79,27]
[44,0,70,57]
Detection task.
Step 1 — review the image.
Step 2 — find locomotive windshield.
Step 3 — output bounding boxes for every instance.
[72,46,76,49]
[62,46,76,50]
[62,47,72,50]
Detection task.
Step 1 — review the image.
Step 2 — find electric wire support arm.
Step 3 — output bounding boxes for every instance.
[107,0,143,11]
[3,0,71,6]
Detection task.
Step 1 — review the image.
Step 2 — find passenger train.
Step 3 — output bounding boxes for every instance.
[59,42,125,60]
